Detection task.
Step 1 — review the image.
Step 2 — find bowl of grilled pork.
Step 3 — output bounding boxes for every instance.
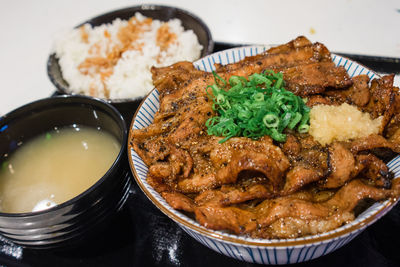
[128,36,400,264]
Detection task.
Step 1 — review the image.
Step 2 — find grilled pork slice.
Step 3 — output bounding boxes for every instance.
[212,35,312,74]
[177,136,290,193]
[322,142,356,188]
[194,179,400,238]
[281,165,324,195]
[215,41,332,75]
[161,191,195,212]
[349,134,400,154]
[267,35,312,54]
[279,62,352,96]
[194,180,274,207]
[364,75,397,133]
[151,61,207,97]
[323,74,370,107]
[255,212,354,239]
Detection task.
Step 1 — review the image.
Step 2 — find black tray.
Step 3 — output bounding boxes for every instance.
[1,43,399,267]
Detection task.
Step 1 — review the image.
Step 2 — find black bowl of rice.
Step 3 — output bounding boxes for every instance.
[47,5,213,121]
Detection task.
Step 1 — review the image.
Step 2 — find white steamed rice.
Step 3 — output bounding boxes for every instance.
[53,13,203,99]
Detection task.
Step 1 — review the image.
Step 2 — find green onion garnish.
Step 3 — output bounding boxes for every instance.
[205,70,310,143]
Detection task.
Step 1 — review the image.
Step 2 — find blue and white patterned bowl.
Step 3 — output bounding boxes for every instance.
[128,46,400,264]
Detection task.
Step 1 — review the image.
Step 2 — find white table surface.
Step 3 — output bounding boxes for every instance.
[1,0,399,115]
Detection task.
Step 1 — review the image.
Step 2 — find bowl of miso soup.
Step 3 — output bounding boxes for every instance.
[0,95,131,248]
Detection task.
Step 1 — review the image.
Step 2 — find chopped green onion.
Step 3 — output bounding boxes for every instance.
[275,77,283,89]
[288,112,302,130]
[279,112,292,132]
[299,112,310,127]
[214,72,227,88]
[253,92,264,102]
[205,70,310,143]
[298,112,310,133]
[216,94,225,104]
[298,124,310,133]
[271,128,286,142]
[263,114,279,128]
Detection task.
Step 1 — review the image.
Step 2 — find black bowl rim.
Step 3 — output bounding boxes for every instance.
[47,4,214,104]
[0,95,127,217]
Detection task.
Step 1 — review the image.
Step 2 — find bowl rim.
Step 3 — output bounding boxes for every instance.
[47,4,214,104]
[0,94,128,217]
[127,45,400,247]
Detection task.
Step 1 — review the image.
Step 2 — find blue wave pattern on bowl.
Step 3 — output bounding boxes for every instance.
[130,46,400,264]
